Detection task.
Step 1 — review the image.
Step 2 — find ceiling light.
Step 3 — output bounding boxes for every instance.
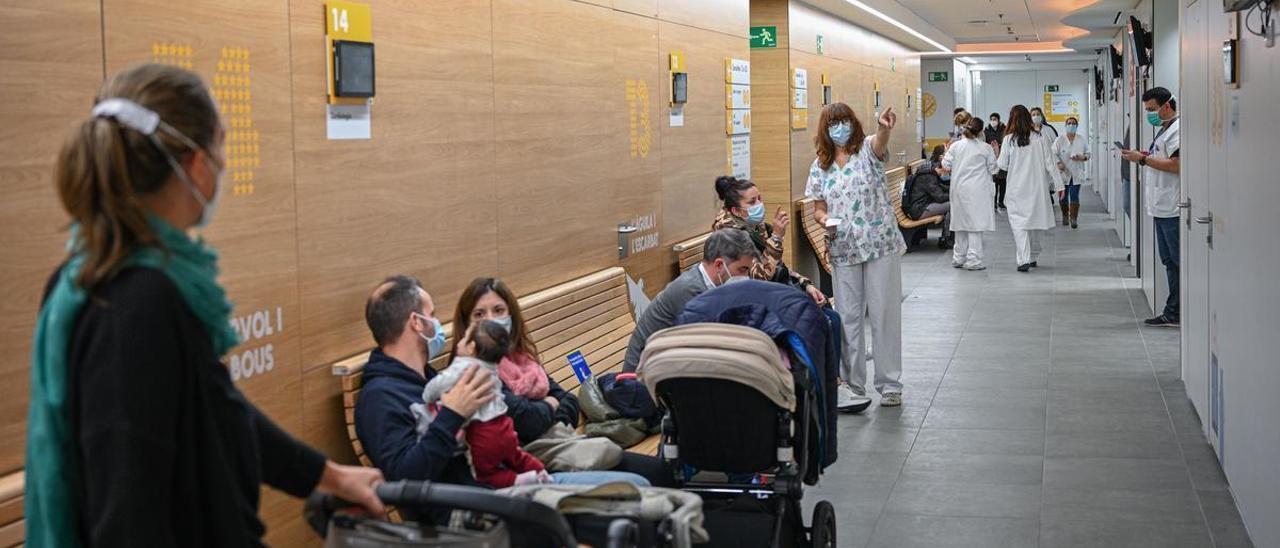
[844,0,952,52]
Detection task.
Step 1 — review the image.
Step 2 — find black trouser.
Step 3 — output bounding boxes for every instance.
[994,176,1007,207]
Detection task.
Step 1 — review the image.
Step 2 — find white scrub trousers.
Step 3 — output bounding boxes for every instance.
[952,231,985,267]
[1012,228,1044,266]
[833,254,903,396]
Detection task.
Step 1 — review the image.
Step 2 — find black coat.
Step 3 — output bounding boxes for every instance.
[49,267,325,547]
[905,170,950,220]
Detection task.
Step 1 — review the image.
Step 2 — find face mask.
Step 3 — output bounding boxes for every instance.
[1146,111,1164,126]
[414,313,446,360]
[990,120,998,126]
[828,122,852,146]
[745,202,766,224]
[724,275,751,285]
[91,98,223,228]
[492,315,514,334]
[1031,115,1043,125]
[940,174,951,182]
[1065,124,1078,135]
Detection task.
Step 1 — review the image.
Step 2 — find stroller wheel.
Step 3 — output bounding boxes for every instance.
[810,500,837,548]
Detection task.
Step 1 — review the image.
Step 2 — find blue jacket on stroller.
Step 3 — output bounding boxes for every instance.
[675,279,839,476]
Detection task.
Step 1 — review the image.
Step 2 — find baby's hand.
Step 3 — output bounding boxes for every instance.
[514,470,542,486]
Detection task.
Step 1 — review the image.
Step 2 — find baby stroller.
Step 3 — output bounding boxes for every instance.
[637,323,837,548]
[306,480,583,547]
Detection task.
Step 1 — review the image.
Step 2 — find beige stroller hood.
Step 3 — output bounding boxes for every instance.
[637,323,796,411]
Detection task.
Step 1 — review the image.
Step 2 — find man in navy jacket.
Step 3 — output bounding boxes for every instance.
[354,275,493,489]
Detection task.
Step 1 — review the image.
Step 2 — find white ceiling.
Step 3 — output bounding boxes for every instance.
[896,0,1108,46]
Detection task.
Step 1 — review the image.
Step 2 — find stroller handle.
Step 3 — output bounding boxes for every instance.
[304,480,578,547]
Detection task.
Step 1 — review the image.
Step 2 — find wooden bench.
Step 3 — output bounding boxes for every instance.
[672,232,710,274]
[0,471,22,547]
[333,266,659,476]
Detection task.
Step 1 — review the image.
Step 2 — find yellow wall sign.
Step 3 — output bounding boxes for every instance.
[326,0,372,105]
[791,108,808,130]
[669,51,686,73]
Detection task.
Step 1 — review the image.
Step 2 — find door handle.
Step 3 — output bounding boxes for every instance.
[1177,200,1191,209]
[1194,215,1213,224]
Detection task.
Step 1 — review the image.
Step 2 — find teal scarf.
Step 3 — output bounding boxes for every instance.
[25,215,239,547]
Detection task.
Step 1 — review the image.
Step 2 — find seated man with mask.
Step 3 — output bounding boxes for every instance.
[354,276,493,498]
[622,229,759,373]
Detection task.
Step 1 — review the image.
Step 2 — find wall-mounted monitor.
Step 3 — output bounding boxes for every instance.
[671,72,688,104]
[333,40,375,98]
[1109,45,1124,79]
[1128,16,1152,67]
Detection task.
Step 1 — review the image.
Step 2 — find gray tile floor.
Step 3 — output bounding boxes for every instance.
[806,190,1253,548]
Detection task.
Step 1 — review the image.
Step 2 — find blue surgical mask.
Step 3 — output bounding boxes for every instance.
[745,202,766,224]
[1031,115,1043,125]
[940,174,951,182]
[828,122,852,146]
[493,315,513,334]
[414,313,446,360]
[1065,124,1078,135]
[1146,111,1163,126]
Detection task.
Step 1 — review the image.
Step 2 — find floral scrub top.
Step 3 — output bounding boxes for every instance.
[804,136,906,266]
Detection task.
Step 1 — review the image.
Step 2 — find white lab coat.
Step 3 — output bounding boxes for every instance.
[1052,133,1090,184]
[942,138,998,232]
[997,131,1064,231]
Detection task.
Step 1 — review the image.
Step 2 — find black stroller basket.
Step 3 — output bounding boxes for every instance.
[305,480,579,547]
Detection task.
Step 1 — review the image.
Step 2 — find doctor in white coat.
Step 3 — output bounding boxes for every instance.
[997,105,1064,272]
[942,113,998,270]
[1053,116,1090,229]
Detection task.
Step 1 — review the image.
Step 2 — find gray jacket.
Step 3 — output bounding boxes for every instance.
[624,266,709,372]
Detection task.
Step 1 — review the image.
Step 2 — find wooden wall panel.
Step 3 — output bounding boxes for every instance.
[658,22,748,264]
[292,0,498,372]
[660,0,751,38]
[491,0,628,295]
[750,0,795,265]
[0,0,103,475]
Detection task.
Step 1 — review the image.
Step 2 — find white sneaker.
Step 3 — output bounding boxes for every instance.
[952,260,965,268]
[964,262,986,271]
[880,393,903,407]
[837,382,872,413]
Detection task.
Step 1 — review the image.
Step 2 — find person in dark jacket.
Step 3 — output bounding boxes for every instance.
[624,229,758,373]
[987,113,1009,210]
[27,64,382,547]
[355,276,495,489]
[905,166,952,249]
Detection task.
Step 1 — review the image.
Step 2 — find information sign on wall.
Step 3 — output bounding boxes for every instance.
[750,26,777,48]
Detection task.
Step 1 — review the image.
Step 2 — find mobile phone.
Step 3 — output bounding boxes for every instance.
[1113,141,1125,149]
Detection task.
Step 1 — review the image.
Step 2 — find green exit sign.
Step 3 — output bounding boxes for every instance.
[928,71,948,82]
[750,26,777,48]
[1045,84,1060,92]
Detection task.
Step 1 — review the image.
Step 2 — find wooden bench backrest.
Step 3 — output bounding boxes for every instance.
[886,165,911,225]
[0,471,23,547]
[672,233,710,273]
[333,267,636,465]
[795,198,833,274]
[521,267,634,393]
